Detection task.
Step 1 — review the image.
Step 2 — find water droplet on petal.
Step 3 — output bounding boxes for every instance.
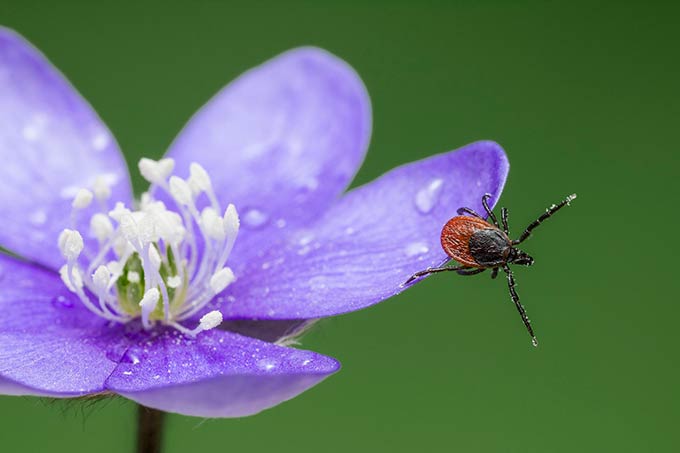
[414,178,444,214]
[51,295,74,309]
[120,350,141,364]
[257,358,278,371]
[242,208,269,229]
[404,242,429,257]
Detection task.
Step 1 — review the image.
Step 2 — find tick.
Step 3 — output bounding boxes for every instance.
[406,193,577,347]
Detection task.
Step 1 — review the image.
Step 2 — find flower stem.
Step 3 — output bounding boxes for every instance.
[136,404,165,453]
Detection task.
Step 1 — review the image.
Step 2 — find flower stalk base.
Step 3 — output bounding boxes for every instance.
[137,404,165,453]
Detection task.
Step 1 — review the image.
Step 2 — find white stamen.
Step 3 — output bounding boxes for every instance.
[169,176,193,206]
[139,288,160,327]
[59,264,83,292]
[72,189,93,209]
[201,207,225,241]
[139,158,175,185]
[58,229,84,260]
[188,163,212,194]
[209,267,235,294]
[92,176,112,201]
[93,265,111,291]
[90,213,114,242]
[108,202,130,222]
[148,246,162,270]
[223,204,239,237]
[167,275,182,288]
[119,213,140,243]
[198,310,223,331]
[56,156,240,337]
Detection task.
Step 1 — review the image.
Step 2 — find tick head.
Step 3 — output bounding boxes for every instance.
[509,248,534,266]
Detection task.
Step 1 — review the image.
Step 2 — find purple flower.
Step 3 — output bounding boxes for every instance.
[0,27,509,417]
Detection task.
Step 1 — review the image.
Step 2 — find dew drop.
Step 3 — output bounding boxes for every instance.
[51,295,74,309]
[257,358,278,371]
[242,208,269,229]
[404,242,429,257]
[120,350,141,364]
[414,178,444,214]
[122,371,133,376]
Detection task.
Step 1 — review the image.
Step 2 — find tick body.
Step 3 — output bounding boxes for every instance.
[406,193,577,347]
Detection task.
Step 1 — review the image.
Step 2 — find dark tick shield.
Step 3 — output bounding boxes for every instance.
[406,193,577,347]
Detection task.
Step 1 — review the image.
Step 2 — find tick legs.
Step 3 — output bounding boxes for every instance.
[513,194,577,245]
[457,268,486,276]
[501,207,509,234]
[481,194,499,227]
[490,267,499,279]
[457,207,483,218]
[457,194,500,227]
[503,265,538,347]
[405,265,467,284]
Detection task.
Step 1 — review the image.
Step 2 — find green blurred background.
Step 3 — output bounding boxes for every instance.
[2,0,678,451]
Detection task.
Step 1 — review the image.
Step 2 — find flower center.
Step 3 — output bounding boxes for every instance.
[57,158,239,337]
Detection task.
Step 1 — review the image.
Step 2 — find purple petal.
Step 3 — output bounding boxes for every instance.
[219,141,509,319]
[106,328,339,417]
[0,254,129,396]
[0,27,132,271]
[165,46,371,261]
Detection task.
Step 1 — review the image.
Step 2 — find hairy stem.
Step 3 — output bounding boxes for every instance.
[136,404,165,453]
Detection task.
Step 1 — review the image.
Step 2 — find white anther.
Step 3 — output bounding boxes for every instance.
[223,204,239,237]
[139,158,175,185]
[127,271,140,283]
[119,213,140,242]
[154,210,185,245]
[148,246,162,270]
[72,189,93,209]
[90,213,114,242]
[201,207,225,240]
[112,235,133,258]
[209,267,235,294]
[139,288,160,319]
[59,264,83,292]
[93,265,111,291]
[106,260,124,287]
[58,229,84,260]
[198,310,223,331]
[167,275,182,289]
[188,163,212,194]
[137,213,158,244]
[92,176,112,201]
[169,176,193,206]
[108,202,130,222]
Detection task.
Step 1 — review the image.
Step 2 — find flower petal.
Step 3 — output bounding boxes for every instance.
[106,328,339,417]
[165,46,371,254]
[0,254,129,396]
[219,141,509,319]
[0,28,132,270]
